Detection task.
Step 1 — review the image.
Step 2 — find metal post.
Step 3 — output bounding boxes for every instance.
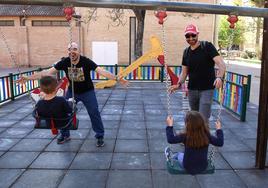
[247,74,251,102]
[240,84,247,122]
[256,0,268,169]
[9,73,14,101]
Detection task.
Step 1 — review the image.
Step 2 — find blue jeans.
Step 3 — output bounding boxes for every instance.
[174,152,184,168]
[188,89,214,122]
[61,89,104,139]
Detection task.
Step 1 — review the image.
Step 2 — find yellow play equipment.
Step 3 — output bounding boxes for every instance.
[95,36,164,89]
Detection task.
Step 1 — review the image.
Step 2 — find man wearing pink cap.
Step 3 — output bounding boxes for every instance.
[18,42,128,146]
[170,24,226,122]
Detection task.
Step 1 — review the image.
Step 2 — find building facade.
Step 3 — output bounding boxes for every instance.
[0,0,216,68]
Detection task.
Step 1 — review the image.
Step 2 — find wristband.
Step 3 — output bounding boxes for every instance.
[216,77,223,81]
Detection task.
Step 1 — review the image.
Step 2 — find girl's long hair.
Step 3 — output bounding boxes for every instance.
[183,111,210,149]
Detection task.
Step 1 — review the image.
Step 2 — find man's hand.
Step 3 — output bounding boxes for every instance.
[118,78,129,88]
[213,77,223,89]
[168,83,181,93]
[215,120,221,130]
[16,76,28,85]
[166,115,173,127]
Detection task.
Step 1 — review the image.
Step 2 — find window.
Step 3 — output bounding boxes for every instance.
[32,20,69,27]
[0,20,15,26]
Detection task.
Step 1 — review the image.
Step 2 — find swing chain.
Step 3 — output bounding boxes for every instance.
[161,24,172,116]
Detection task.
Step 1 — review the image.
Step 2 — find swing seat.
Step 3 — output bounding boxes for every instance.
[166,158,215,175]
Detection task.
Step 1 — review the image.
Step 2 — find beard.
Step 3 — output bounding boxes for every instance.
[187,38,198,46]
[69,53,79,62]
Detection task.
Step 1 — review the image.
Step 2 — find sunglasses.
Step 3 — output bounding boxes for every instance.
[185,34,197,39]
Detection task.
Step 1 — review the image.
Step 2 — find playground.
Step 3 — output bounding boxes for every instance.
[0,0,268,187]
[0,83,267,188]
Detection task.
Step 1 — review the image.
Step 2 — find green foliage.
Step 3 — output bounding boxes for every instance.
[218,16,245,49]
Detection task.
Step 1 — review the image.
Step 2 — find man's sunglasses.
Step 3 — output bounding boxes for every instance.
[185,34,197,39]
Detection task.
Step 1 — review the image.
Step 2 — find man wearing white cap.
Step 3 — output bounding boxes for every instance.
[18,42,128,146]
[169,24,226,122]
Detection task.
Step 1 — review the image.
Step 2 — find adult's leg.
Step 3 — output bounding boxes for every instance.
[199,89,214,122]
[188,90,200,111]
[77,90,104,139]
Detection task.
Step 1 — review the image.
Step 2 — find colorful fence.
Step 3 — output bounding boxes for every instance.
[0,65,250,121]
[213,72,250,121]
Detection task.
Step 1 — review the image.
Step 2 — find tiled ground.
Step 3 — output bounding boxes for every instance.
[0,82,267,188]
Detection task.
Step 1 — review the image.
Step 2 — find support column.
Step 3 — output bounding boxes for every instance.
[256,0,268,169]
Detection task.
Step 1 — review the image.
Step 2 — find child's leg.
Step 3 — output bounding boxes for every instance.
[60,129,70,138]
[173,152,184,168]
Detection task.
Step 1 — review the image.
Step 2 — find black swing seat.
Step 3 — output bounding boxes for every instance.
[166,158,215,175]
[34,114,79,130]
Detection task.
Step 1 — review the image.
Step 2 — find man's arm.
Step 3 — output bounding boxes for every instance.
[16,67,58,84]
[168,65,188,93]
[213,56,226,89]
[95,67,129,87]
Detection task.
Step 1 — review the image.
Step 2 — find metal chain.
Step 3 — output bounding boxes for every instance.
[161,24,172,116]
[209,25,235,165]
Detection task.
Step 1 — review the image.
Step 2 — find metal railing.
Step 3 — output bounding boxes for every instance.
[0,65,250,121]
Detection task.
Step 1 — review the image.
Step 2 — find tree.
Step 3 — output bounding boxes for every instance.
[218,16,245,50]
[249,0,265,59]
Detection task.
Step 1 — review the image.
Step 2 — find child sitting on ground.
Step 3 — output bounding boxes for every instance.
[34,75,73,144]
[165,111,224,175]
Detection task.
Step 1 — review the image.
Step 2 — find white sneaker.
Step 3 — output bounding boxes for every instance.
[164,147,173,161]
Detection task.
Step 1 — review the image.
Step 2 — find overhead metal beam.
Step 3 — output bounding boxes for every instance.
[1,0,268,18]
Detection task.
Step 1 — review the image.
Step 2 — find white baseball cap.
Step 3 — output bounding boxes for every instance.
[68,42,79,50]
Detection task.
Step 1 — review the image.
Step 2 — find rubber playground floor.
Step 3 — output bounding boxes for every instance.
[0,82,267,188]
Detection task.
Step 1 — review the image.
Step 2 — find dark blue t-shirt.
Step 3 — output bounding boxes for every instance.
[54,56,98,94]
[35,96,72,128]
[166,126,224,175]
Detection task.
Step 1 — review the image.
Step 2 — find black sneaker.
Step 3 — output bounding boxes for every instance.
[57,136,71,144]
[96,137,104,147]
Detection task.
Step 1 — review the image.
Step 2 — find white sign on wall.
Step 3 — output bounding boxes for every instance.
[92,41,118,65]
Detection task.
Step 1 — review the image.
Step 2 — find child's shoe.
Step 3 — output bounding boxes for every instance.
[96,137,105,147]
[164,146,173,161]
[57,135,71,144]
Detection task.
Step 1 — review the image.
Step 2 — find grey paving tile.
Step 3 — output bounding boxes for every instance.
[150,153,166,170]
[26,129,57,139]
[146,121,165,129]
[241,138,256,151]
[230,128,257,139]
[148,139,183,153]
[80,139,115,152]
[59,170,108,188]
[0,128,6,134]
[45,139,84,152]
[0,120,18,128]
[107,170,152,188]
[196,170,247,188]
[0,152,39,168]
[152,170,199,188]
[221,151,256,169]
[76,114,91,120]
[89,129,118,139]
[0,128,32,138]
[123,104,143,110]
[120,120,145,129]
[10,138,51,151]
[145,115,166,121]
[102,120,120,129]
[219,139,252,152]
[11,169,65,188]
[70,153,112,169]
[68,129,89,139]
[121,114,145,121]
[12,120,35,128]
[30,152,76,169]
[117,129,146,140]
[236,169,268,188]
[111,153,150,170]
[115,139,148,153]
[101,108,123,115]
[0,138,20,151]
[77,120,91,129]
[213,153,232,170]
[147,129,167,140]
[101,114,121,121]
[0,169,25,188]
[3,113,27,120]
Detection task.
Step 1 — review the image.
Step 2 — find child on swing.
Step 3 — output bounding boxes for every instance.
[34,76,73,144]
[165,111,224,175]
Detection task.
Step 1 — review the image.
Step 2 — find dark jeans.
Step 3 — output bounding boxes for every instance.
[60,89,104,139]
[188,89,214,123]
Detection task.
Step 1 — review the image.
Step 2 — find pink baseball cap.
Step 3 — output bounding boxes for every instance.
[184,24,199,35]
[68,42,79,50]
